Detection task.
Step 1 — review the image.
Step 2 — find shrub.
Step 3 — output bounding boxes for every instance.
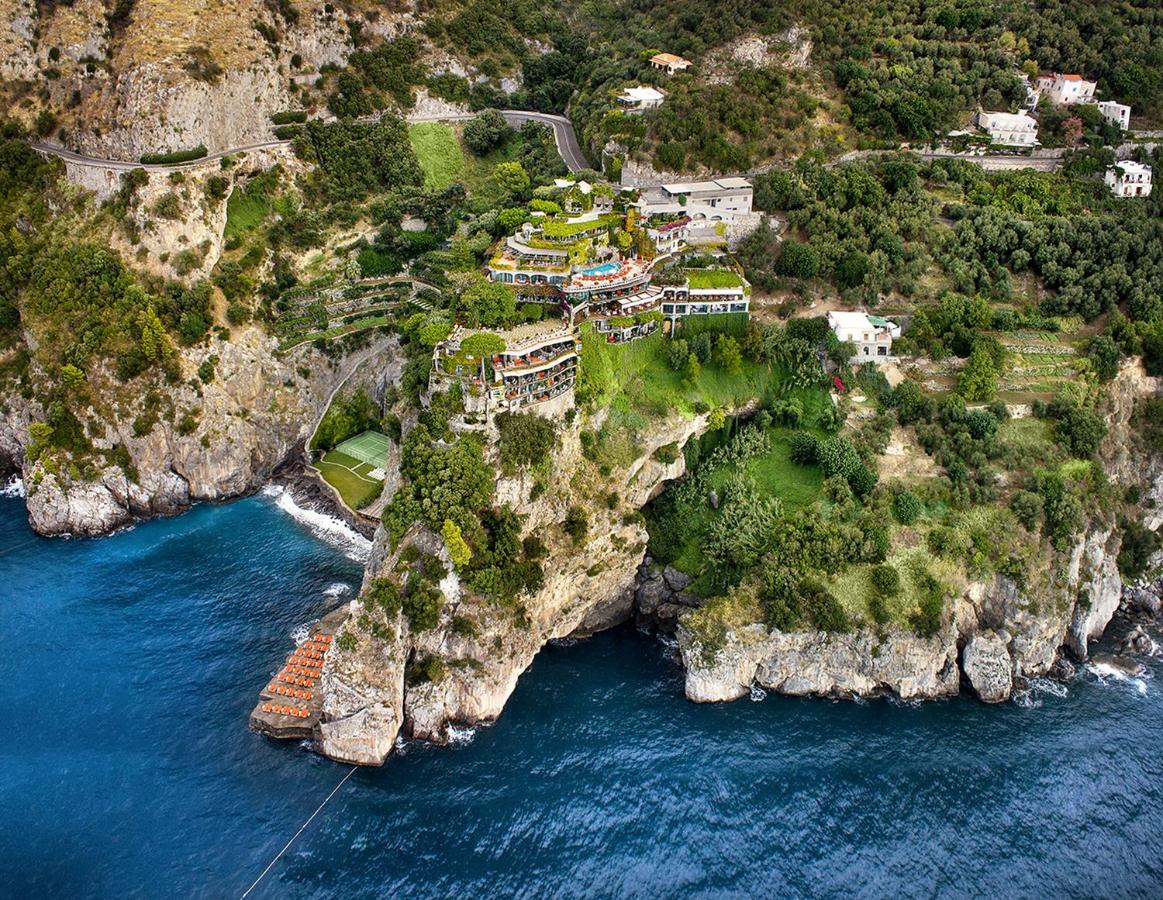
[442,519,472,569]
[563,505,589,544]
[1117,520,1161,580]
[402,581,443,631]
[912,572,945,637]
[654,442,679,464]
[1010,490,1043,531]
[789,431,819,465]
[871,564,901,597]
[892,490,922,524]
[496,411,555,474]
[140,145,208,165]
[463,109,512,155]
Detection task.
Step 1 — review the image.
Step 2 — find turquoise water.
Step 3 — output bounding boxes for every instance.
[2,488,1162,898]
[581,262,620,276]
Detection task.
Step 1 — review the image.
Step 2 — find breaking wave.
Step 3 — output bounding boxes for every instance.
[447,724,478,746]
[1087,661,1151,697]
[0,475,24,498]
[261,484,371,563]
[324,582,354,599]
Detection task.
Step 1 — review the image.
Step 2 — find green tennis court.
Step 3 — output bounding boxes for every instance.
[336,430,390,469]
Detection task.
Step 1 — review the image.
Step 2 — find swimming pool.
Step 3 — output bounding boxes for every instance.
[580,262,620,276]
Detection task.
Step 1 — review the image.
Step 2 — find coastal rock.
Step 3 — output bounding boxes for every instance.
[679,623,960,703]
[961,632,1013,703]
[316,602,407,767]
[14,329,403,536]
[1066,528,1124,659]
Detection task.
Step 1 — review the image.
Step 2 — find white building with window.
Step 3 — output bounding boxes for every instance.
[617,86,665,112]
[636,177,754,224]
[1035,72,1098,106]
[650,52,691,75]
[827,311,901,363]
[1096,101,1131,131]
[975,110,1039,147]
[1105,161,1153,198]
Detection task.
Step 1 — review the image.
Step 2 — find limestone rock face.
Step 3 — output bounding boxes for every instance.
[313,403,751,763]
[13,329,402,536]
[317,604,407,766]
[680,623,960,703]
[961,632,1013,703]
[1067,527,1125,659]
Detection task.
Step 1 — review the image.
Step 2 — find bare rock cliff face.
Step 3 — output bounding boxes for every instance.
[9,330,402,536]
[676,522,1126,706]
[681,623,960,703]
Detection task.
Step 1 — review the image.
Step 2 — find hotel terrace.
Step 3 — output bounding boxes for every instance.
[429,322,583,418]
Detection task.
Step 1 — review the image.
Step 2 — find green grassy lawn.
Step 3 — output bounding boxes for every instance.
[317,450,384,510]
[580,325,785,418]
[224,177,272,242]
[686,269,744,290]
[408,122,467,191]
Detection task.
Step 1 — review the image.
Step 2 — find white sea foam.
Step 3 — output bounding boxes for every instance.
[324,582,353,599]
[0,475,25,498]
[261,484,371,563]
[1088,660,1150,697]
[290,622,312,645]
[749,685,767,702]
[447,724,478,746]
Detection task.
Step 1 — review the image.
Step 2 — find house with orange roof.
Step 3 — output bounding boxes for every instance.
[650,52,691,75]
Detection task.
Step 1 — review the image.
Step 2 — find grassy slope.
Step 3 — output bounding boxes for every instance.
[668,427,826,581]
[408,122,467,191]
[580,323,779,418]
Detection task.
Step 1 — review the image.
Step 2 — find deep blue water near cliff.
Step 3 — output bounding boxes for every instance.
[2,490,1162,899]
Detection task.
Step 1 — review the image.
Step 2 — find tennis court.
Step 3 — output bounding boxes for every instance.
[336,430,390,468]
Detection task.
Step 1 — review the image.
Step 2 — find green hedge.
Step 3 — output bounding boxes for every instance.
[271,110,308,125]
[140,145,208,165]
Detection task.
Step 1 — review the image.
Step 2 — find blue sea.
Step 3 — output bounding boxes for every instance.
[1,484,1161,899]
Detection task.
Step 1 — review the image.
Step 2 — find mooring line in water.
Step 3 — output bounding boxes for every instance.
[240,765,358,899]
[0,538,40,557]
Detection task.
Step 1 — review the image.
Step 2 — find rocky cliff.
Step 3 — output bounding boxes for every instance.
[1,0,419,158]
[674,362,1162,707]
[675,523,1122,706]
[5,329,403,536]
[310,407,723,765]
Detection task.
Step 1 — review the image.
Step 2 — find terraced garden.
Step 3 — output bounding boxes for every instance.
[273,277,440,349]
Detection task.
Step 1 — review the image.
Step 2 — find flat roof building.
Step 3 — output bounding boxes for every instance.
[827,311,901,364]
[1105,161,1152,198]
[975,110,1039,147]
[1096,101,1131,131]
[617,86,665,111]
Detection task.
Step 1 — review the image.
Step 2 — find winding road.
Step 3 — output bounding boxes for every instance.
[31,109,591,174]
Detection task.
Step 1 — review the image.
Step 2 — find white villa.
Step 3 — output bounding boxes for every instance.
[617,86,665,112]
[1105,161,1153,198]
[1035,72,1098,106]
[636,177,754,224]
[827,311,901,363]
[975,110,1039,147]
[1096,100,1132,131]
[650,52,691,75]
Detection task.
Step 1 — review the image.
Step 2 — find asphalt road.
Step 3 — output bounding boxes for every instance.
[31,108,591,175]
